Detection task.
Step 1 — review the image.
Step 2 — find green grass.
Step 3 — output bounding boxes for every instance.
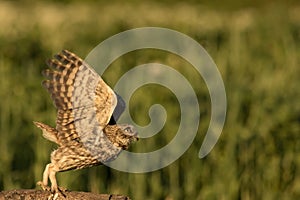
[0,1,299,199]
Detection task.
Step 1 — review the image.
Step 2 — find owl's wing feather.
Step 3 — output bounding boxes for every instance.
[42,50,118,145]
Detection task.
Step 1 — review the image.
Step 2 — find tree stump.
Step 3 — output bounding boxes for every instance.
[0,189,130,200]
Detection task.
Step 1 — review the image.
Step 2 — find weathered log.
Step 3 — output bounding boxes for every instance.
[0,189,130,200]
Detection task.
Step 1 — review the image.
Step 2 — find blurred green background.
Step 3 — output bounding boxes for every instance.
[0,0,299,199]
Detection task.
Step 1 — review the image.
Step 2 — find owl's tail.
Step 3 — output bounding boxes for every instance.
[33,121,60,145]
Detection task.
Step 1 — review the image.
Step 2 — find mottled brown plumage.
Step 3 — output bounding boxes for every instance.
[34,50,138,194]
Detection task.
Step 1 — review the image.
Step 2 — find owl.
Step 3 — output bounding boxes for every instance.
[34,50,138,194]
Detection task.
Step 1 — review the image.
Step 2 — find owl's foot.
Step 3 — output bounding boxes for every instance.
[37,181,67,198]
[37,181,58,200]
[50,185,67,199]
[47,193,59,200]
[37,181,51,191]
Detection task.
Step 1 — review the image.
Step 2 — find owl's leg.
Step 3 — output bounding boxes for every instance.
[43,163,50,186]
[48,164,59,193]
[37,163,51,191]
[48,163,67,197]
[38,165,59,200]
[37,163,61,192]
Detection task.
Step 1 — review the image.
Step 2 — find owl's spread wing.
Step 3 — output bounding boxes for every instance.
[42,50,118,145]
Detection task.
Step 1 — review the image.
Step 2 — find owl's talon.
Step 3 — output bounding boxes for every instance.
[47,193,59,200]
[53,193,59,200]
[50,186,67,198]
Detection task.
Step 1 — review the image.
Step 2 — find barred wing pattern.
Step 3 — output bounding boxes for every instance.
[42,50,121,163]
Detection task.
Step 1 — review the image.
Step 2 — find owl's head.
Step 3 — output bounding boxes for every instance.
[117,124,139,149]
[104,124,138,150]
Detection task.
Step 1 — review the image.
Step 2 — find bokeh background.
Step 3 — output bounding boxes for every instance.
[0,0,299,199]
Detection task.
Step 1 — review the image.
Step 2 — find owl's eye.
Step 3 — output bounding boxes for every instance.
[124,127,131,133]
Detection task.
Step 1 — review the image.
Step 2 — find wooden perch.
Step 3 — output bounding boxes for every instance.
[0,189,131,200]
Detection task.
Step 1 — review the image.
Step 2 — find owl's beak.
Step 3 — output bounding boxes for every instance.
[134,135,139,141]
[132,131,139,141]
